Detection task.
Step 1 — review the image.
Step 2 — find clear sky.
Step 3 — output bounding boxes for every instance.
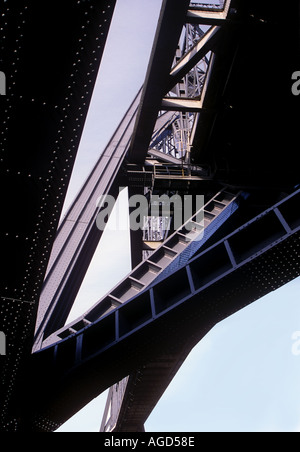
[56,0,300,432]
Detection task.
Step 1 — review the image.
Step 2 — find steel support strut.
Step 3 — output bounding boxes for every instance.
[33,90,142,351]
[29,187,300,431]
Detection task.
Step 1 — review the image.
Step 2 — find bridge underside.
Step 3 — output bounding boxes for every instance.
[1,0,300,432]
[0,0,116,431]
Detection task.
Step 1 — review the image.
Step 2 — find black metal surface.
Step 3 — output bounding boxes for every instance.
[192,0,300,188]
[1,0,300,433]
[0,0,116,431]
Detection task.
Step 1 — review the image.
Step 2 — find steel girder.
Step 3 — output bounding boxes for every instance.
[33,90,142,351]
[28,187,300,431]
[33,90,190,350]
[0,0,116,431]
[42,189,242,348]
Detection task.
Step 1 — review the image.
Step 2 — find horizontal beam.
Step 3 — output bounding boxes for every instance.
[186,8,228,24]
[161,97,203,112]
[147,148,184,165]
[186,0,233,25]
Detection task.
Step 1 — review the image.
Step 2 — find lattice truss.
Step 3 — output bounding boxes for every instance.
[150,0,228,163]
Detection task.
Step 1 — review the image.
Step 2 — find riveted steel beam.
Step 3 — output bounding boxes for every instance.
[28,188,300,431]
[128,0,191,164]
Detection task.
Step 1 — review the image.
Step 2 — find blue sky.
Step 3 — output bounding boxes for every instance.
[57,0,300,432]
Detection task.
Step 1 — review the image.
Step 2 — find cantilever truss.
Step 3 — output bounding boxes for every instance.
[22,0,300,432]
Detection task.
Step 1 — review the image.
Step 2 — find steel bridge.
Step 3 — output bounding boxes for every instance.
[0,0,300,432]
